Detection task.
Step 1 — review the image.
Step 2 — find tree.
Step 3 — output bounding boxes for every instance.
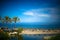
[4,16,10,23]
[4,16,10,27]
[13,17,20,27]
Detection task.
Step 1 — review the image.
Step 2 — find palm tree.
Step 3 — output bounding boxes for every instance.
[4,16,10,23]
[13,17,20,27]
[4,16,10,27]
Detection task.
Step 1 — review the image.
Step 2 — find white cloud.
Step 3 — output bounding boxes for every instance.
[22,8,58,23]
[23,11,34,16]
[37,14,50,17]
[23,8,58,17]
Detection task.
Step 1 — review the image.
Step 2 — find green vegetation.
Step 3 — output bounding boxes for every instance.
[48,34,60,40]
[0,16,20,24]
[0,31,23,40]
[17,27,23,33]
[17,28,23,40]
[0,16,20,29]
[0,31,9,40]
[0,16,23,40]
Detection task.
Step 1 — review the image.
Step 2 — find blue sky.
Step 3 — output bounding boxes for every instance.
[0,0,60,24]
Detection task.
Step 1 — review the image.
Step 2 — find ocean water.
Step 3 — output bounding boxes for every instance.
[22,34,57,40]
[0,23,60,29]
[22,34,44,40]
[10,34,57,40]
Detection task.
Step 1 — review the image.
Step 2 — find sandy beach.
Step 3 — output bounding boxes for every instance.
[19,29,60,34]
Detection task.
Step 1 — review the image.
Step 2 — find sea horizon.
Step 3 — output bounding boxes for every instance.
[0,22,60,29]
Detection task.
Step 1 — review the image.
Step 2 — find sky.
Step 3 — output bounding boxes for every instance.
[0,0,60,24]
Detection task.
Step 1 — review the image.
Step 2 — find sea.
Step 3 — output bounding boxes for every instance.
[0,22,60,29]
[9,34,58,40]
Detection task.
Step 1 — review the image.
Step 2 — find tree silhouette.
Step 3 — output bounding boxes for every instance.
[4,16,10,23]
[13,17,20,27]
[3,16,10,28]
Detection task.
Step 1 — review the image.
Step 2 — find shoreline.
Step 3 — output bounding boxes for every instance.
[8,29,60,35]
[21,29,60,34]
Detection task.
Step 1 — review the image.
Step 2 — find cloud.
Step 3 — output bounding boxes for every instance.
[23,8,58,17]
[37,14,50,17]
[22,8,58,23]
[22,8,58,22]
[23,9,51,17]
[23,11,34,16]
